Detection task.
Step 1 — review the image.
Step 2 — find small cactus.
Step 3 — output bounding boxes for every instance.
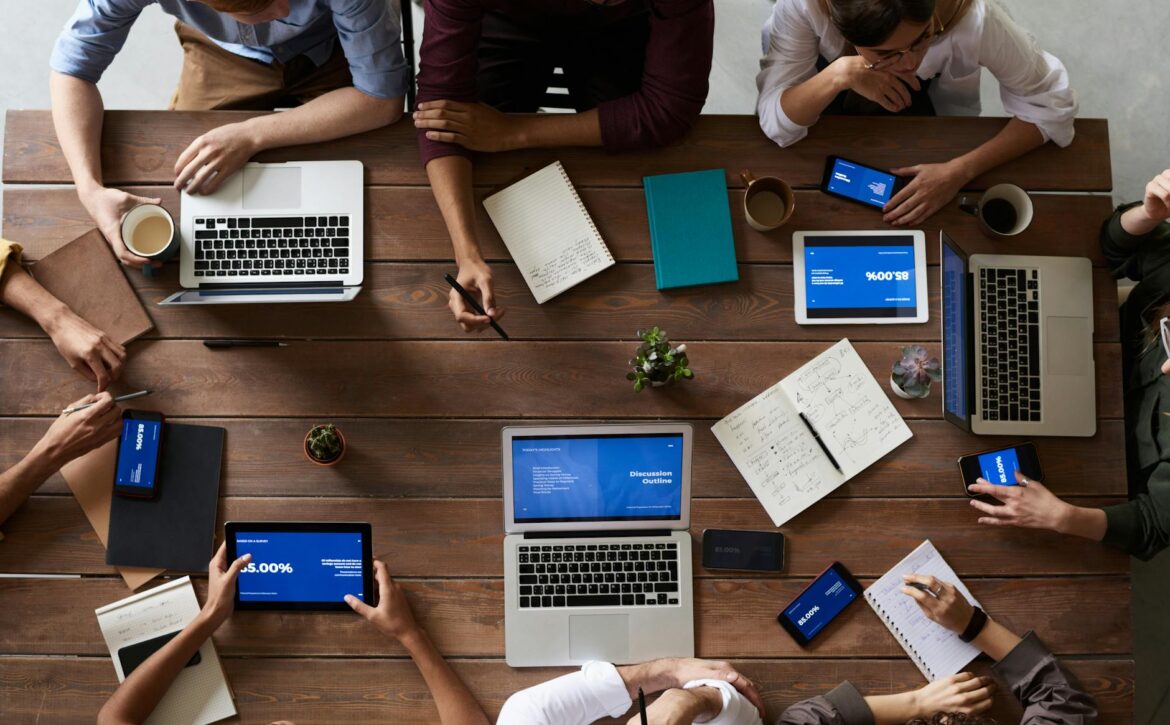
[626,327,694,392]
[891,345,942,399]
[306,424,344,463]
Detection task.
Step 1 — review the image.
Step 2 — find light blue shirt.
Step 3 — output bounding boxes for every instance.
[51,0,408,100]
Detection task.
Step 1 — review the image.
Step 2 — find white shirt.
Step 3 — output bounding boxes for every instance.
[755,0,1078,148]
[497,661,763,725]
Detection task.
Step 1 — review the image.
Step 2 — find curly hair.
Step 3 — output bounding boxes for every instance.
[906,714,998,725]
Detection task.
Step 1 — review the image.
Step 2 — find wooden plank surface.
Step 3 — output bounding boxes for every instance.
[4,112,1112,191]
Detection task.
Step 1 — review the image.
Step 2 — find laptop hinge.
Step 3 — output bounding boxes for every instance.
[197,280,344,290]
[965,270,978,425]
[523,529,673,539]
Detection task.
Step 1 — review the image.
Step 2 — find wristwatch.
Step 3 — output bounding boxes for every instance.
[959,606,989,643]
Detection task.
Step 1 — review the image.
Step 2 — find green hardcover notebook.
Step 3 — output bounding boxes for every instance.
[643,169,739,290]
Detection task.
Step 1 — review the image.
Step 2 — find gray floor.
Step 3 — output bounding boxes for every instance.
[1,0,1168,721]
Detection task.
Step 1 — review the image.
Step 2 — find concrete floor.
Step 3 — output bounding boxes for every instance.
[1,0,1168,721]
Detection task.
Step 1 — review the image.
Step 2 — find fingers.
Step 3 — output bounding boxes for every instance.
[889,165,921,177]
[345,593,375,617]
[374,559,393,604]
[448,289,491,332]
[416,100,468,112]
[969,478,1012,501]
[479,280,498,318]
[969,498,1008,517]
[424,131,467,145]
[211,541,229,571]
[186,161,220,196]
[225,552,252,584]
[174,138,201,176]
[724,671,767,717]
[885,75,912,108]
[86,351,111,392]
[884,180,917,213]
[414,118,471,134]
[82,391,116,417]
[902,573,940,591]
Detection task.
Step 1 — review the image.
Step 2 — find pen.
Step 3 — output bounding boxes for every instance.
[203,340,289,349]
[444,273,509,340]
[798,412,842,473]
[638,687,648,725]
[906,581,938,598]
[63,390,151,415]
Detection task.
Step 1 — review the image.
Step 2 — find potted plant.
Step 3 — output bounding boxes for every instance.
[890,345,942,399]
[304,423,346,466]
[627,327,694,392]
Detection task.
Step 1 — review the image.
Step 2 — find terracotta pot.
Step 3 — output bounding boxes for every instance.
[304,426,346,466]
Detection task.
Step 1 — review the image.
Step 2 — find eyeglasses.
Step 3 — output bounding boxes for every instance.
[863,14,944,71]
[1160,317,1170,360]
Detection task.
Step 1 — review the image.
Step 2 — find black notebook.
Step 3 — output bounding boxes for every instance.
[107,424,225,572]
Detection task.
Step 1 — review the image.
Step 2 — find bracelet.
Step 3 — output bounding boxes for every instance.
[959,606,988,643]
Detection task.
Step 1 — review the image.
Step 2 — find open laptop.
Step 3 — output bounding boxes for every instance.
[160,161,364,305]
[503,423,695,667]
[941,232,1095,436]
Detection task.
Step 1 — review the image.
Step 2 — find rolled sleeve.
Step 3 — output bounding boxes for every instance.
[681,679,762,725]
[414,0,481,166]
[991,631,1098,724]
[755,0,821,148]
[776,681,873,725]
[50,0,152,84]
[332,0,409,100]
[497,661,632,725]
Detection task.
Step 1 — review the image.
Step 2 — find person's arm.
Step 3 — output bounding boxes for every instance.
[346,560,489,725]
[1098,171,1170,285]
[98,544,251,725]
[1100,463,1170,561]
[967,471,1108,543]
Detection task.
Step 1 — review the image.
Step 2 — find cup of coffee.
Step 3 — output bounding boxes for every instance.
[741,170,795,232]
[959,183,1034,237]
[121,204,178,277]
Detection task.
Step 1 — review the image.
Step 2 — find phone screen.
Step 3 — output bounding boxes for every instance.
[976,447,1022,486]
[116,417,162,491]
[779,565,859,643]
[824,157,898,208]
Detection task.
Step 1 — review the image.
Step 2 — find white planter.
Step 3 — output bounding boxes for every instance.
[890,374,928,399]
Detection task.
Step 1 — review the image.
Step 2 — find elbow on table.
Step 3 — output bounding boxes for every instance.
[368,94,405,127]
[757,92,808,149]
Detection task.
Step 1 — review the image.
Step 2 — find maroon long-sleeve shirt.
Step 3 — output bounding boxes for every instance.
[416,0,714,166]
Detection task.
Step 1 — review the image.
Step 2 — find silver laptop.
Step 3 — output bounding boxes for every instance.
[161,161,364,305]
[941,232,1095,436]
[503,423,695,667]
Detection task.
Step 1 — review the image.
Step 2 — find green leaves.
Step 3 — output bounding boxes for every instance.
[628,328,694,392]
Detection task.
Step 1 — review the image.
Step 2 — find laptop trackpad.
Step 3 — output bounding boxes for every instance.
[569,615,629,662]
[242,166,301,210]
[1045,316,1090,376]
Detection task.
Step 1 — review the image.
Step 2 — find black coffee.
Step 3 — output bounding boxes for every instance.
[982,199,1018,234]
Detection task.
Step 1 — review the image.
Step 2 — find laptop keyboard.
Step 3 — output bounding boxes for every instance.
[192,215,351,278]
[517,541,681,609]
[979,267,1041,422]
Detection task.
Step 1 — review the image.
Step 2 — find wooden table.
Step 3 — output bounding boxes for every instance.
[0,112,1132,723]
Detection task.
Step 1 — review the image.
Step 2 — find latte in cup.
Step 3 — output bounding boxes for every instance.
[130,216,174,255]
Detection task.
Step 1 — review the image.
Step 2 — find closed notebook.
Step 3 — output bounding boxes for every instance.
[30,228,154,344]
[643,169,738,290]
[107,423,225,571]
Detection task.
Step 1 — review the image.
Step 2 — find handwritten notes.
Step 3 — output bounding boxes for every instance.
[712,339,911,526]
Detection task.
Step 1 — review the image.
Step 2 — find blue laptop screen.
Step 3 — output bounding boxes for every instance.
[511,434,685,523]
[942,238,969,422]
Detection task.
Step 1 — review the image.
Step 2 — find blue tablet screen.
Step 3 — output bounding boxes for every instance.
[803,234,919,318]
[234,531,366,603]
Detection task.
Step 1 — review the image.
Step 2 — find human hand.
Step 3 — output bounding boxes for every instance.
[1140,169,1170,223]
[202,542,251,628]
[80,187,163,269]
[345,559,421,641]
[911,672,996,718]
[883,161,970,227]
[968,472,1072,531]
[901,575,974,634]
[644,658,765,718]
[43,309,126,391]
[174,122,259,196]
[625,687,724,725]
[414,101,520,152]
[448,259,504,333]
[32,392,122,470]
[836,56,921,113]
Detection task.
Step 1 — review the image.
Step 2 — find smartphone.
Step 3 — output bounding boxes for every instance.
[777,562,863,647]
[819,155,907,210]
[702,529,785,572]
[117,631,200,677]
[958,442,1042,502]
[113,410,165,500]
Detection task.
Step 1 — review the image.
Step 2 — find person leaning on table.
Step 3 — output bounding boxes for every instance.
[49,0,409,270]
[755,0,1077,227]
[409,0,714,334]
[776,575,1097,725]
[966,170,1170,561]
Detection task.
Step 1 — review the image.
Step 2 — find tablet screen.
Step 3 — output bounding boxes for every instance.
[232,529,368,606]
[803,234,920,319]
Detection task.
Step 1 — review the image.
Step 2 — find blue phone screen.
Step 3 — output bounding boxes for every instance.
[782,567,858,640]
[116,418,161,490]
[977,447,1022,486]
[825,158,897,208]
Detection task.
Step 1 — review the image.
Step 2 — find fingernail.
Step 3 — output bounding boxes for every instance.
[344,594,355,603]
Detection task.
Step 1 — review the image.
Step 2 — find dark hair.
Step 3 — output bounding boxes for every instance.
[828,0,936,47]
[906,714,998,725]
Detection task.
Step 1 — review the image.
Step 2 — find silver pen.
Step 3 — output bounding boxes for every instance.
[62,390,152,415]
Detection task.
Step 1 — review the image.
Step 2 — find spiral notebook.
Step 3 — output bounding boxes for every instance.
[864,540,982,681]
[483,161,614,303]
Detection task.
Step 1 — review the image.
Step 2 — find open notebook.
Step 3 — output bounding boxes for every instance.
[483,161,614,303]
[711,338,912,526]
[865,540,982,681]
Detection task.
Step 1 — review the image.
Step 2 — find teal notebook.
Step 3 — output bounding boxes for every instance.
[643,169,739,290]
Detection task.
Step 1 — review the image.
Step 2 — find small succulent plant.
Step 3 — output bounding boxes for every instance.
[627,327,694,392]
[306,424,345,463]
[890,345,942,399]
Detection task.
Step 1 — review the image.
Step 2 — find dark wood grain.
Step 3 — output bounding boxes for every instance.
[0,340,1125,419]
[0,656,1133,724]
[0,497,1127,577]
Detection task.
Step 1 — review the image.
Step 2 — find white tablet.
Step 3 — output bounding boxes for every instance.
[793,230,929,325]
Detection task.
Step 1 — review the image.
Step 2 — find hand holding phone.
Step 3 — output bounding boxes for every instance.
[958,442,1042,504]
[820,155,907,210]
[114,410,165,499]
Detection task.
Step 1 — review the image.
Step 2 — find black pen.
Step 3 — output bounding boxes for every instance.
[203,340,289,349]
[798,412,842,473]
[906,581,938,598]
[638,687,648,725]
[444,273,508,340]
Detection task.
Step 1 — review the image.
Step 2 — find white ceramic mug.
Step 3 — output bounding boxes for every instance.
[959,183,1034,237]
[120,204,178,277]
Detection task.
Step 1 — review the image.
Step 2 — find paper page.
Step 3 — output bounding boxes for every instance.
[864,541,981,681]
[779,339,912,477]
[711,384,843,527]
[483,161,614,304]
[96,578,236,725]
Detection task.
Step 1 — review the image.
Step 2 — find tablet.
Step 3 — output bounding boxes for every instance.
[225,522,373,611]
[793,230,929,325]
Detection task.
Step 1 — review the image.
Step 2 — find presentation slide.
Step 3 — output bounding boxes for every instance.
[804,235,918,317]
[783,567,858,640]
[978,448,1021,486]
[942,242,969,420]
[827,159,897,208]
[512,435,684,522]
[115,418,161,488]
[234,531,366,603]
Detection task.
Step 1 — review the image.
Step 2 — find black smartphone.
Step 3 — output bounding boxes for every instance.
[819,155,907,210]
[117,631,201,677]
[702,529,785,572]
[777,562,863,647]
[959,442,1042,502]
[113,410,165,500]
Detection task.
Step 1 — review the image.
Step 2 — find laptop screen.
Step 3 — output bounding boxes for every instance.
[510,433,685,523]
[941,235,969,424]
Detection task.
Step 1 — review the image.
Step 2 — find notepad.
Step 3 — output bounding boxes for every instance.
[483,161,614,303]
[643,169,738,290]
[96,577,236,725]
[864,540,982,681]
[711,338,912,526]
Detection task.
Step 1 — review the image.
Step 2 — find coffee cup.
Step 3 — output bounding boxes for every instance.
[120,204,178,277]
[959,183,1033,237]
[741,170,795,232]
